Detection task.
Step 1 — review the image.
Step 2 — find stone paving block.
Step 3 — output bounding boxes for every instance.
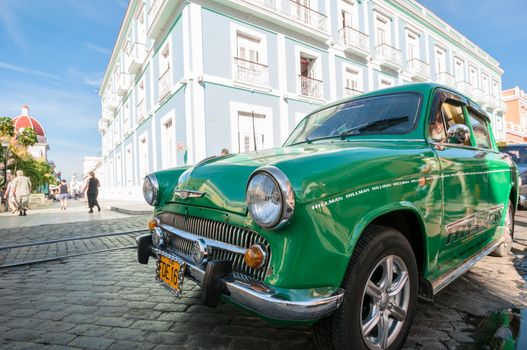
[145,331,188,345]
[129,320,173,331]
[69,324,112,337]
[103,327,148,342]
[156,311,192,323]
[93,316,134,328]
[1,341,44,350]
[68,336,114,350]
[62,314,99,324]
[36,332,77,345]
[32,310,70,321]
[107,340,156,350]
[1,328,43,342]
[123,308,162,319]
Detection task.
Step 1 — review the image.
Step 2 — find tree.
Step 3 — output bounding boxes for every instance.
[0,117,15,141]
[18,128,37,148]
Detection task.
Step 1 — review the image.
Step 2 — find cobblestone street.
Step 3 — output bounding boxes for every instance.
[0,208,526,349]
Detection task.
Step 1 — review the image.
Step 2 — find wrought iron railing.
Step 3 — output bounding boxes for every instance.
[158,67,171,100]
[407,58,429,77]
[338,26,369,52]
[298,75,323,99]
[375,43,402,66]
[436,72,456,87]
[344,87,363,97]
[233,57,269,86]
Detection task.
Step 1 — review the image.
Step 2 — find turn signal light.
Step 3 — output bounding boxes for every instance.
[148,219,159,231]
[244,244,266,269]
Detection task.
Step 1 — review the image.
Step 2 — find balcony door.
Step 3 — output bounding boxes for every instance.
[454,58,465,81]
[237,33,261,65]
[236,111,269,153]
[435,47,446,75]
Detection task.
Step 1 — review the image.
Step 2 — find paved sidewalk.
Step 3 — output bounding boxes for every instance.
[0,201,131,229]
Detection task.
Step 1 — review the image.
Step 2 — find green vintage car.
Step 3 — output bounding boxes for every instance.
[137,83,517,350]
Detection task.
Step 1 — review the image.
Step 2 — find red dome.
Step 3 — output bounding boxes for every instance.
[12,115,45,137]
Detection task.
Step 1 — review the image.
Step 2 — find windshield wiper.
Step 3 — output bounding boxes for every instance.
[339,116,409,138]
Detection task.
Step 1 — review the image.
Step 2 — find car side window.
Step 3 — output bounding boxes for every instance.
[429,104,447,143]
[467,110,491,149]
[429,101,471,146]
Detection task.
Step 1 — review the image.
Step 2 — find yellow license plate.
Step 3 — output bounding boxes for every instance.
[158,256,185,294]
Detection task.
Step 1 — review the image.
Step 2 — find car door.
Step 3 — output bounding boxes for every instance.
[468,107,513,238]
[427,89,490,276]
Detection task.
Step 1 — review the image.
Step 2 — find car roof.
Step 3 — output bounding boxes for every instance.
[309,83,489,121]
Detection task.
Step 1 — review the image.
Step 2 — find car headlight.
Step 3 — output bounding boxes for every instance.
[246,166,295,230]
[143,174,159,206]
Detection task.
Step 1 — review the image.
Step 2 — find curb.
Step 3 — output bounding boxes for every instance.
[110,206,152,215]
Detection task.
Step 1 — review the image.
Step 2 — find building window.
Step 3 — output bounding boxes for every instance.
[406,31,419,60]
[454,57,465,82]
[434,47,446,74]
[374,15,390,46]
[469,66,478,87]
[138,134,149,181]
[116,154,122,187]
[233,30,268,86]
[481,73,489,94]
[236,111,269,153]
[137,8,146,42]
[159,42,171,100]
[343,66,362,97]
[298,50,323,99]
[123,103,130,134]
[161,117,176,169]
[492,80,499,97]
[340,0,358,29]
[125,145,133,186]
[137,79,146,121]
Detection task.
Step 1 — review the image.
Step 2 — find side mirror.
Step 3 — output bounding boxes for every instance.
[447,124,470,145]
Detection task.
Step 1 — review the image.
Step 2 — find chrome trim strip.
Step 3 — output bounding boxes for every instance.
[151,246,344,321]
[160,223,247,255]
[431,236,503,294]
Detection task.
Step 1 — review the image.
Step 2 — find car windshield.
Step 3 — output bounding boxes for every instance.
[284,93,421,146]
[499,145,527,165]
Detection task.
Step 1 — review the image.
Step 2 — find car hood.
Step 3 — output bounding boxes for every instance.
[162,140,428,215]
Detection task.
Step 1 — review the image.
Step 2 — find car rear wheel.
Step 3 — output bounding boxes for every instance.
[491,200,514,257]
[314,224,418,350]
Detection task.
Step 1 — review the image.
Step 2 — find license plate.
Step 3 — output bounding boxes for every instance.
[157,255,185,295]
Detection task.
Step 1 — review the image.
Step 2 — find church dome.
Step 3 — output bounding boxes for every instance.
[12,105,46,141]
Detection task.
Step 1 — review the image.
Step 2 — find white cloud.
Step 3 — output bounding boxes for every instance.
[0,1,28,49]
[0,61,66,82]
[67,68,104,88]
[85,42,112,55]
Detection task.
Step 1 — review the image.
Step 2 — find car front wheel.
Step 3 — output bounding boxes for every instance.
[314,225,418,350]
[492,200,514,257]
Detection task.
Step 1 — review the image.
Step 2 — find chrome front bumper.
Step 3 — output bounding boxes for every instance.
[137,234,344,322]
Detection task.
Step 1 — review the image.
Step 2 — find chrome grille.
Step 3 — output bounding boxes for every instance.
[158,212,270,282]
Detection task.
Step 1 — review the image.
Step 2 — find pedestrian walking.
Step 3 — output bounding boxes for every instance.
[4,173,18,214]
[85,171,101,213]
[58,179,70,210]
[11,170,31,216]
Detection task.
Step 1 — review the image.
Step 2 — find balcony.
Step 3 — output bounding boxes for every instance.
[233,0,328,40]
[375,44,402,71]
[298,75,323,100]
[233,57,269,87]
[108,95,119,112]
[147,0,179,39]
[127,42,148,74]
[338,26,369,57]
[158,68,172,101]
[344,87,363,98]
[102,109,113,121]
[473,88,488,106]
[137,99,146,122]
[116,74,130,96]
[505,121,522,135]
[406,58,429,81]
[436,72,455,87]
[287,1,327,33]
[98,119,109,133]
[456,80,473,97]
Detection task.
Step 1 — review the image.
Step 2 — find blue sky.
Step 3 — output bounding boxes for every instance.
[418,0,527,89]
[0,0,126,180]
[0,0,525,180]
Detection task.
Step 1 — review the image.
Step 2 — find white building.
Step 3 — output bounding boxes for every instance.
[99,0,505,200]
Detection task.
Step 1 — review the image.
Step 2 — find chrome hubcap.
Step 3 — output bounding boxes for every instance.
[360,255,410,350]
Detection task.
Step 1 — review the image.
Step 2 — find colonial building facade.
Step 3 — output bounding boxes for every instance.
[98,0,505,199]
[502,87,527,144]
